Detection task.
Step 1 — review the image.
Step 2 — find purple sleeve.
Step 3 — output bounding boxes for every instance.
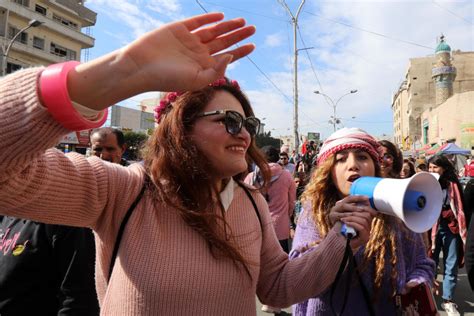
[402,230,436,289]
[289,201,321,260]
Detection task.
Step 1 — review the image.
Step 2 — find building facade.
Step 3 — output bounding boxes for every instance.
[392,36,474,152]
[0,0,96,74]
[110,105,155,133]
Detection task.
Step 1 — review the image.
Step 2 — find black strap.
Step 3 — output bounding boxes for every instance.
[108,180,261,283]
[237,181,263,229]
[108,179,148,282]
[330,237,375,316]
[354,256,375,316]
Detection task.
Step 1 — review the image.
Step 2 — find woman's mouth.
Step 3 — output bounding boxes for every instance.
[347,174,361,182]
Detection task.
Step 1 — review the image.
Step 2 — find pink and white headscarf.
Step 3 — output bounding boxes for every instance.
[317,128,381,165]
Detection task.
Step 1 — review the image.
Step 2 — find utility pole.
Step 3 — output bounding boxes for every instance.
[278,0,305,153]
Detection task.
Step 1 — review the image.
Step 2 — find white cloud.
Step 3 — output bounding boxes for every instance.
[87,0,167,39]
[264,33,284,47]
[146,0,182,17]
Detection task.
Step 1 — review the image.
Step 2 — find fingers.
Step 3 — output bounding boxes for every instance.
[213,43,255,63]
[206,26,256,55]
[194,18,246,43]
[181,12,225,31]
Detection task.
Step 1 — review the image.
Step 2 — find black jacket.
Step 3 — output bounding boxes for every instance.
[0,216,99,315]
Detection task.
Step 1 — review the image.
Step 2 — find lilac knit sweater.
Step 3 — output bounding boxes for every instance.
[290,203,435,316]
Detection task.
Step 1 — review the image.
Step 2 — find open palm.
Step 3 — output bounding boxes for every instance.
[121,13,255,93]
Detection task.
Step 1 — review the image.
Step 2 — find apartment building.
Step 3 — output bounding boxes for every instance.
[0,0,96,74]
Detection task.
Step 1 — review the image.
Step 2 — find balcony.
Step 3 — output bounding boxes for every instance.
[1,1,95,47]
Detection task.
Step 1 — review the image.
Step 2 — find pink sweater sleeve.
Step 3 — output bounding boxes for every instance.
[253,192,347,307]
[0,68,143,233]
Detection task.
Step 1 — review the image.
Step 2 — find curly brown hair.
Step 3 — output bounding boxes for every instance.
[301,153,403,300]
[144,82,270,277]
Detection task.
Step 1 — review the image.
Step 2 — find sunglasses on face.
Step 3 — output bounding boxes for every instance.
[197,110,261,137]
[382,153,394,161]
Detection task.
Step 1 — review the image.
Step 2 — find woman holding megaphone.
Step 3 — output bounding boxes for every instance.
[290,128,435,315]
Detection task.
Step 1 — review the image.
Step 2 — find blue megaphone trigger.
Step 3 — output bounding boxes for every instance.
[341,223,357,238]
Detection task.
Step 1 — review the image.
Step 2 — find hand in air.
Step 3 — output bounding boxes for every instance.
[120,12,256,93]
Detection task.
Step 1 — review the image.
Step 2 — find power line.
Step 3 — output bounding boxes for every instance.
[431,0,473,25]
[303,10,434,50]
[296,25,330,104]
[195,0,293,104]
[198,1,288,23]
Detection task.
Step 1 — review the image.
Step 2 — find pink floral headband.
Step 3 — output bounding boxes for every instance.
[154,77,240,124]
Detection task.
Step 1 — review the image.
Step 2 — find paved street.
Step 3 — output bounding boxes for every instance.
[256,267,473,315]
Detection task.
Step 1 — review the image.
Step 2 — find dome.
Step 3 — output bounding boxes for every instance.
[435,37,451,54]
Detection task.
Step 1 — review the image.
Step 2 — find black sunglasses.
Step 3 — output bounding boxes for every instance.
[197,110,261,137]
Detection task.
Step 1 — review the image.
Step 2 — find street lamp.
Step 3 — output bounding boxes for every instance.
[314,90,358,132]
[2,19,43,76]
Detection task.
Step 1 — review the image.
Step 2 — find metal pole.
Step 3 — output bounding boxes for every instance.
[314,90,357,132]
[2,20,42,76]
[278,0,305,153]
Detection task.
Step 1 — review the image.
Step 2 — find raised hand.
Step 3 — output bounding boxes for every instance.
[121,13,255,92]
[68,13,256,110]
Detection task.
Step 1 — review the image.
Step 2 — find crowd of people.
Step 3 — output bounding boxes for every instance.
[0,11,472,316]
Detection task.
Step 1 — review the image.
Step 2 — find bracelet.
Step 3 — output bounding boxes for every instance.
[39,61,108,131]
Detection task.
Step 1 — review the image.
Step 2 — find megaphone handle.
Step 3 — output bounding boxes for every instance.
[341,223,357,238]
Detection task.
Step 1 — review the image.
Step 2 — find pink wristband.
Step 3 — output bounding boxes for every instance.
[39,61,108,131]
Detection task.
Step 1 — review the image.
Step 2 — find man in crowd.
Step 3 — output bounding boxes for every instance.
[280,151,295,174]
[90,127,128,165]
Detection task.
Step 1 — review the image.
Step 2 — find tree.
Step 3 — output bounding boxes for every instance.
[255,131,281,149]
[123,131,149,161]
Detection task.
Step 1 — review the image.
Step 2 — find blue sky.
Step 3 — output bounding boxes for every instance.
[84,0,473,140]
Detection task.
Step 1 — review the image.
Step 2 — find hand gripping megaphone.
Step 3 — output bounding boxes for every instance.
[349,172,443,233]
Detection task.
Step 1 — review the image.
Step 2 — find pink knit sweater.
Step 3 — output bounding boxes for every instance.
[0,69,347,315]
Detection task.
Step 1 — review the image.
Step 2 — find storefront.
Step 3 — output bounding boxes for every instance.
[57,130,91,155]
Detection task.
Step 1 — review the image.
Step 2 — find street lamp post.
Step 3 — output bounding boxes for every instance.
[314,90,358,132]
[2,19,43,76]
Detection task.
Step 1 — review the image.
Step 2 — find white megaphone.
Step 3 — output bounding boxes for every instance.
[349,172,443,233]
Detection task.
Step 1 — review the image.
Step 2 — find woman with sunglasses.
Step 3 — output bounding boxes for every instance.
[290,128,435,315]
[378,140,403,178]
[0,13,375,315]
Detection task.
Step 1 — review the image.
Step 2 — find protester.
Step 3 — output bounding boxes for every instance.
[0,218,99,315]
[466,201,474,291]
[400,159,416,179]
[378,140,403,178]
[279,151,296,174]
[416,162,428,173]
[291,128,435,315]
[0,13,375,315]
[429,155,467,316]
[90,127,128,165]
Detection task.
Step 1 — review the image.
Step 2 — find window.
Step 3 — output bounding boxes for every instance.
[33,36,45,50]
[8,26,28,44]
[6,62,22,75]
[53,13,78,29]
[50,42,77,60]
[12,0,29,7]
[35,4,47,15]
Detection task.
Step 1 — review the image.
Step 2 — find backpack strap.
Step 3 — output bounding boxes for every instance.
[236,181,263,230]
[108,178,148,283]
